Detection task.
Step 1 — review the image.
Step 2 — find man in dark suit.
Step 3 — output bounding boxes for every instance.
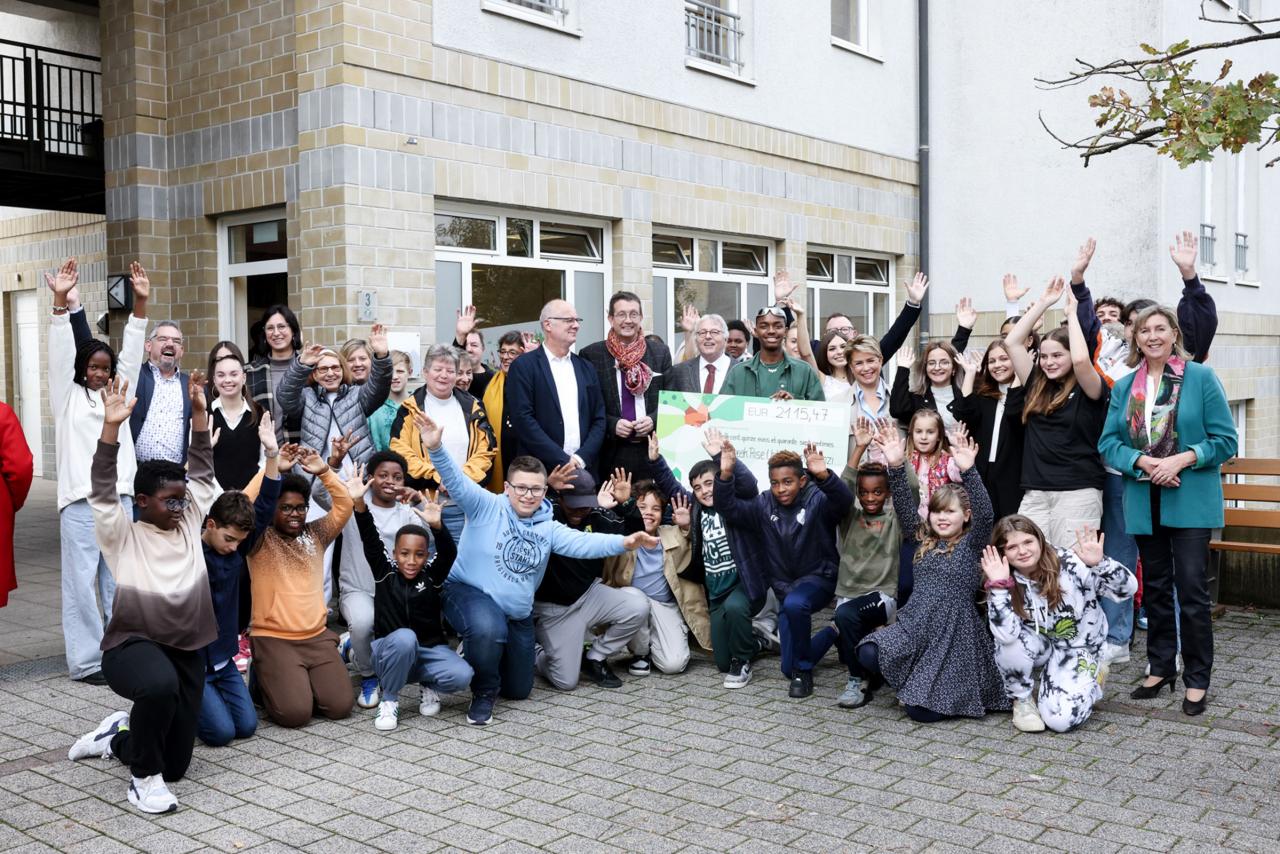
[579,291,672,478]
[131,319,193,464]
[661,311,737,395]
[504,299,606,477]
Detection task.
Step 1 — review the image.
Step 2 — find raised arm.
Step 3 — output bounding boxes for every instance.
[804,442,854,524]
[1005,276,1064,384]
[874,421,920,535]
[1068,238,1101,358]
[417,499,458,586]
[950,429,994,549]
[711,439,762,527]
[89,377,137,561]
[790,299,825,379]
[185,371,219,518]
[878,272,928,362]
[274,350,318,421]
[1170,231,1217,362]
[1064,290,1104,400]
[354,506,397,583]
[950,297,975,353]
[646,434,693,502]
[301,451,352,545]
[356,324,392,416]
[420,411,497,516]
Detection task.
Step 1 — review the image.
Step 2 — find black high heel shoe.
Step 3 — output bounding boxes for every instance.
[1130,675,1176,699]
[1182,693,1208,716]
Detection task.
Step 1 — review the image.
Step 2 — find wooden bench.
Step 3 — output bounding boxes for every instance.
[1213,457,1280,608]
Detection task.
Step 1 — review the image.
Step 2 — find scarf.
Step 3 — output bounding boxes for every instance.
[605,330,653,397]
[1126,355,1185,457]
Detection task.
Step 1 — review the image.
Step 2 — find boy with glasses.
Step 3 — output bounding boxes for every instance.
[69,371,218,814]
[414,411,658,726]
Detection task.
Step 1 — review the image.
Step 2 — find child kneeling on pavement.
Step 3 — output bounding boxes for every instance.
[348,464,471,731]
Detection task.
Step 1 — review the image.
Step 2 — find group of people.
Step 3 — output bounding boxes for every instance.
[47,229,1236,815]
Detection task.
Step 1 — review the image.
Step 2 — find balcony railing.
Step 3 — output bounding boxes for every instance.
[1200,223,1217,267]
[685,0,743,73]
[1235,232,1249,274]
[505,0,568,21]
[0,38,101,158]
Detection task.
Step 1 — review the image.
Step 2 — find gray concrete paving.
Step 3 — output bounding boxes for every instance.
[1,478,1278,852]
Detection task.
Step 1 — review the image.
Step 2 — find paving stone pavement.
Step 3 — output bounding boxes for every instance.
[2,479,1279,853]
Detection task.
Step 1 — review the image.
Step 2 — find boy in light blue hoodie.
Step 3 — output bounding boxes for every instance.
[414,412,657,726]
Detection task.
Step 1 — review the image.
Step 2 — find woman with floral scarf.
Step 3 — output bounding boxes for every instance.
[1099,304,1236,717]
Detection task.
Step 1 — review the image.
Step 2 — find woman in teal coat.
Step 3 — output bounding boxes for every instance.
[1098,305,1236,716]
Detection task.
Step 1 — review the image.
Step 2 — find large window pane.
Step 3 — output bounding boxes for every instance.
[436,214,496,250]
[855,258,889,284]
[229,220,286,264]
[817,289,868,337]
[540,223,602,259]
[472,264,564,342]
[674,279,740,328]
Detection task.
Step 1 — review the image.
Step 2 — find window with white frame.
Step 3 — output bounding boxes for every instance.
[831,0,879,57]
[480,0,578,34]
[653,231,772,344]
[805,249,894,340]
[433,206,609,359]
[217,210,289,346]
[1235,151,1251,277]
[685,0,745,75]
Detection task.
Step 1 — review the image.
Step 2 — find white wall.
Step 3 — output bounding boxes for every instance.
[431,0,919,159]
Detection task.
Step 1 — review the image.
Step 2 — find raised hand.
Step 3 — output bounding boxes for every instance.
[520,331,540,352]
[45,257,78,298]
[276,443,301,472]
[611,468,633,504]
[396,486,425,505]
[622,530,661,551]
[188,369,207,411]
[956,349,981,378]
[368,323,388,357]
[298,447,328,475]
[647,432,661,462]
[720,438,738,476]
[1073,525,1106,567]
[99,376,135,425]
[981,545,1011,584]
[1002,273,1028,303]
[415,495,444,529]
[455,305,478,340]
[1070,237,1097,283]
[210,428,222,448]
[701,427,725,458]
[299,343,325,367]
[413,411,443,450]
[680,302,701,334]
[949,425,978,472]
[905,272,929,304]
[129,260,151,302]
[803,442,827,478]
[852,416,876,448]
[1064,287,1080,320]
[343,462,369,504]
[773,269,801,302]
[257,411,279,455]
[1038,275,1066,308]
[955,296,977,329]
[546,461,580,493]
[329,429,354,469]
[671,493,692,529]
[596,477,618,510]
[897,339,916,368]
[1170,230,1198,278]
[872,418,906,468]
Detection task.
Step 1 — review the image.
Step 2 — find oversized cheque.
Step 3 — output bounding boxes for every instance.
[655,391,849,486]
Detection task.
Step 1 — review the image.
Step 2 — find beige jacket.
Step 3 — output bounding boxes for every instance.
[603,524,711,650]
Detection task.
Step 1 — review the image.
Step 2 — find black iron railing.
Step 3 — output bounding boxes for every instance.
[0,38,101,158]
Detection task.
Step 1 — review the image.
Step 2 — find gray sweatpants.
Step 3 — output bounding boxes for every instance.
[534,581,648,690]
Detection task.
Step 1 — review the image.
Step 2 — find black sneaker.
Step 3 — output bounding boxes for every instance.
[626,655,651,677]
[78,671,108,686]
[581,654,623,688]
[788,671,813,698]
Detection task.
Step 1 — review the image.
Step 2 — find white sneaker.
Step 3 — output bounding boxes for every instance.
[68,711,129,761]
[1011,697,1046,733]
[1102,642,1130,665]
[723,659,751,689]
[374,700,400,731]
[419,687,441,717]
[1144,653,1184,676]
[837,677,871,709]
[357,677,381,709]
[128,774,178,814]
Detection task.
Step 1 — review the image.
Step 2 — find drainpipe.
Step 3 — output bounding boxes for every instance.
[917,0,930,338]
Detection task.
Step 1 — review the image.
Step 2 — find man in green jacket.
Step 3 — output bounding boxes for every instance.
[720,305,825,401]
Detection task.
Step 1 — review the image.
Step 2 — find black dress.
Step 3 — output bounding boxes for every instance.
[952,386,1026,520]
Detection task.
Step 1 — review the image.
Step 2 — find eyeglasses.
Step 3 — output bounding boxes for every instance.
[278,503,309,515]
[830,326,856,337]
[547,316,583,325]
[925,360,953,369]
[611,311,642,320]
[506,483,548,498]
[695,330,723,338]
[498,348,522,358]
[160,497,190,512]
[314,366,343,374]
[756,305,787,319]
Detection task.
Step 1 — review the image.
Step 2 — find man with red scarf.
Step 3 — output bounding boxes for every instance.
[581,291,673,479]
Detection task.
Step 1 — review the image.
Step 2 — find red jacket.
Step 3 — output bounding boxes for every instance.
[0,402,33,607]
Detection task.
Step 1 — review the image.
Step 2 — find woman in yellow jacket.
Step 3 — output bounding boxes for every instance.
[389,345,496,544]
[603,483,710,675]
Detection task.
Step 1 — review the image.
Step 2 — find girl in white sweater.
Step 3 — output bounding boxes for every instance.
[48,258,149,683]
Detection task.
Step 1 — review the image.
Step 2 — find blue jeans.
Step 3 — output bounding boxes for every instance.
[60,497,129,679]
[441,581,535,701]
[371,628,474,701]
[197,663,257,747]
[441,504,465,549]
[778,578,836,676]
[1099,473,1137,646]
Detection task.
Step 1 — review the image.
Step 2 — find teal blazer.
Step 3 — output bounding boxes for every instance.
[1098,361,1237,535]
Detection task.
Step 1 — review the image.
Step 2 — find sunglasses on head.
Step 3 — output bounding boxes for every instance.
[756,305,787,319]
